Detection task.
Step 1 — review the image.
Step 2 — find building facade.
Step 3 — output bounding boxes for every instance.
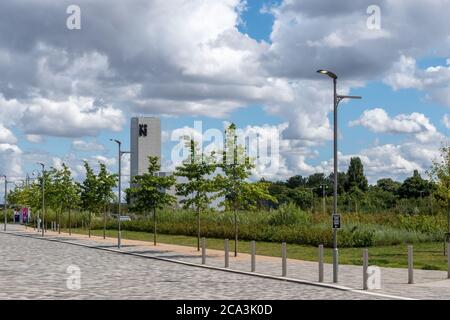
[130,117,161,179]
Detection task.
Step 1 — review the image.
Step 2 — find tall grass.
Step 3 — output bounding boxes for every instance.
[22,204,448,248]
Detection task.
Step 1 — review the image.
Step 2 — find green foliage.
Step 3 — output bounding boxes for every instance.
[268,203,311,226]
[128,156,176,213]
[174,138,217,211]
[345,157,368,192]
[215,123,275,211]
[398,170,432,198]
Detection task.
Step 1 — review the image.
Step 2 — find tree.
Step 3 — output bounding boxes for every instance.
[215,123,275,256]
[129,156,176,245]
[286,175,306,189]
[288,187,313,211]
[80,162,100,237]
[328,171,347,195]
[52,164,81,234]
[345,157,368,192]
[398,170,431,199]
[174,137,217,251]
[97,163,117,239]
[429,145,450,232]
[376,178,401,194]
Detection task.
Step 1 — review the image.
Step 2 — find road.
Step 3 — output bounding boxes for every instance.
[0,231,382,300]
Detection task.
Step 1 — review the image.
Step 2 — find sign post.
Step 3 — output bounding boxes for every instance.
[332,214,341,229]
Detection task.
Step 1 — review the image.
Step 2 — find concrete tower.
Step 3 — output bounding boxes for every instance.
[130,117,161,179]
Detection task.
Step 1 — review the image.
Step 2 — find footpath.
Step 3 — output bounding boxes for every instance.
[5,224,450,300]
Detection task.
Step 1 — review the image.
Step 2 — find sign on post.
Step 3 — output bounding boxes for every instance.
[332,214,341,229]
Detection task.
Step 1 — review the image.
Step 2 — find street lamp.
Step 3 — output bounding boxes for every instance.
[38,163,45,237]
[1,175,7,231]
[317,69,362,283]
[110,139,130,249]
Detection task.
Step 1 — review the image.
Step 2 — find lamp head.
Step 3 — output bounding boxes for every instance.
[317,69,337,79]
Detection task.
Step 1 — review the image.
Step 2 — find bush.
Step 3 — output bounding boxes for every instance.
[40,207,450,248]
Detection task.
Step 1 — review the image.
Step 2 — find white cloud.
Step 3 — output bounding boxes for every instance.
[72,140,105,152]
[0,143,22,179]
[25,134,43,143]
[443,115,450,129]
[350,108,445,144]
[21,96,125,137]
[385,55,450,107]
[0,124,17,144]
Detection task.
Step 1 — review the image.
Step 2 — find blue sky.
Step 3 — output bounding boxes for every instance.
[0,0,449,197]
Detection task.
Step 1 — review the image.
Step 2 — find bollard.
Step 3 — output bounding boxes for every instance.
[224,239,229,268]
[408,245,414,284]
[201,237,206,265]
[282,242,287,277]
[363,248,369,290]
[251,241,256,272]
[448,245,450,279]
[333,248,339,283]
[318,245,324,282]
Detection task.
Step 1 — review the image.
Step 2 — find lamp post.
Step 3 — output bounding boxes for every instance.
[317,69,362,283]
[110,139,130,249]
[38,163,45,237]
[1,175,6,231]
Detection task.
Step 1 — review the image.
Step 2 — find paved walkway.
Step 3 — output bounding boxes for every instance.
[3,224,450,299]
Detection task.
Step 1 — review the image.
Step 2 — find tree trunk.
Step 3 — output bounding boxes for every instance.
[88,211,91,238]
[153,207,157,246]
[69,208,71,236]
[234,204,238,257]
[58,209,62,234]
[103,206,106,240]
[197,206,200,252]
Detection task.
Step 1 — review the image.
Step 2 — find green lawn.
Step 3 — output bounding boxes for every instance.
[62,228,449,271]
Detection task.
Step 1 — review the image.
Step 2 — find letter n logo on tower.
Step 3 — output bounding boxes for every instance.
[139,124,148,137]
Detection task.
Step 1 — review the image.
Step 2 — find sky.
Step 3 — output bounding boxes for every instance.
[1,0,450,200]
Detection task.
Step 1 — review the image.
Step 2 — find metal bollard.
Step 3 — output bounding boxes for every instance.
[224,239,229,268]
[408,245,414,284]
[282,242,287,277]
[448,245,450,279]
[333,248,339,283]
[251,241,256,272]
[318,245,324,282]
[202,237,206,265]
[363,248,369,290]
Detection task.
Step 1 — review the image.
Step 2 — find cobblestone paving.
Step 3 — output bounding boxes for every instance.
[0,229,384,300]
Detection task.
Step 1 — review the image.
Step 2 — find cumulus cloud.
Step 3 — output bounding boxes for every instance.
[0,124,17,144]
[72,140,105,152]
[350,108,438,137]
[0,143,22,179]
[385,56,450,107]
[0,0,449,182]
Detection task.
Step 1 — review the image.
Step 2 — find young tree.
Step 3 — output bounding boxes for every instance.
[80,162,100,237]
[216,123,275,256]
[129,156,176,245]
[52,164,81,234]
[97,163,117,239]
[429,145,450,232]
[174,138,217,251]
